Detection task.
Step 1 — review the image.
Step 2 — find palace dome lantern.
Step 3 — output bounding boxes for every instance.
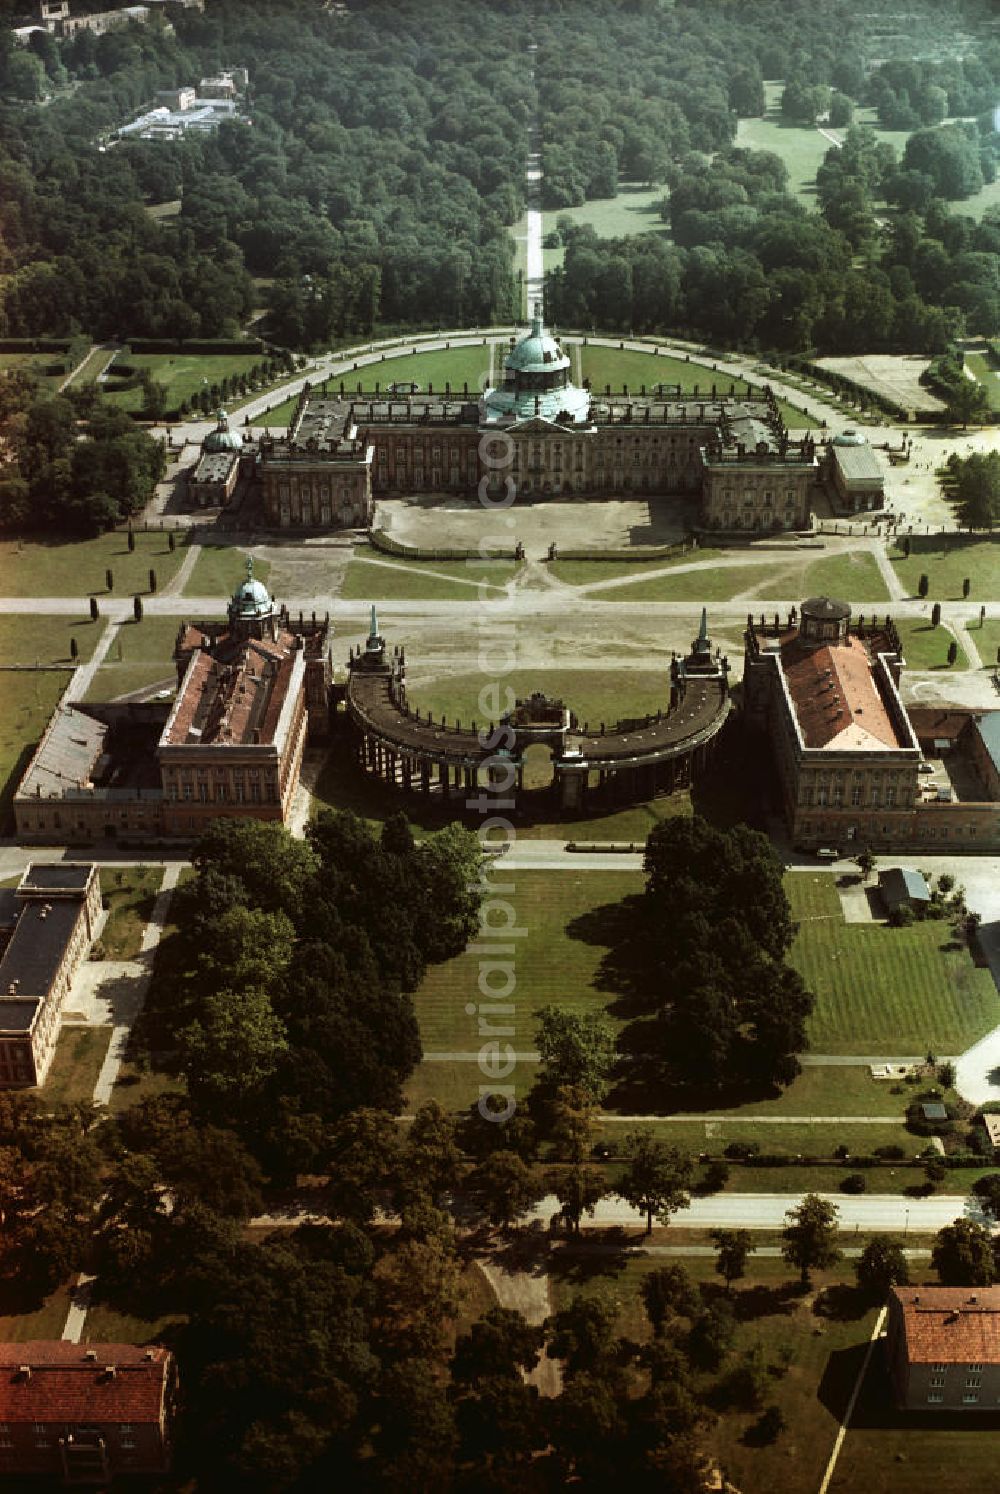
[203,409,244,454]
[227,556,276,638]
[482,305,591,425]
[800,595,851,644]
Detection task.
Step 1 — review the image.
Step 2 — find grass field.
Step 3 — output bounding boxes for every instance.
[0,531,187,599]
[405,668,670,731]
[0,1282,73,1343]
[735,112,833,204]
[98,866,163,960]
[0,614,101,665]
[183,545,271,597]
[549,549,719,586]
[581,345,751,395]
[84,663,175,703]
[963,350,1000,407]
[40,1027,112,1107]
[755,551,891,604]
[541,181,668,268]
[588,562,772,603]
[0,349,68,392]
[350,344,492,394]
[82,1303,185,1344]
[105,615,198,665]
[550,1250,880,1494]
[892,618,968,671]
[341,556,512,601]
[413,868,642,1052]
[975,618,1000,667]
[255,392,300,428]
[0,670,71,831]
[102,350,265,414]
[796,914,998,1054]
[834,1345,1000,1493]
[888,536,1000,601]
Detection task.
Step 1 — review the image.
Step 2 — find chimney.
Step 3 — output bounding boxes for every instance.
[17,1366,30,1381]
[84,1350,97,1361]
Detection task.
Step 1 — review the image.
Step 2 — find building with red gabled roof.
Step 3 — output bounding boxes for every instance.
[0,1341,176,1482]
[886,1287,1000,1410]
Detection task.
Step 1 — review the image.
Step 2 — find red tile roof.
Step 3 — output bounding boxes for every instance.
[893,1288,1000,1364]
[0,1343,169,1424]
[781,634,904,751]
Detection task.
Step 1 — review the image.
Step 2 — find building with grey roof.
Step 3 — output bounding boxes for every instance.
[0,864,101,1088]
[826,431,885,513]
[878,866,931,916]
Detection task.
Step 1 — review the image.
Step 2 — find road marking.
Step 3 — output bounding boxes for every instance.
[817,1304,887,1494]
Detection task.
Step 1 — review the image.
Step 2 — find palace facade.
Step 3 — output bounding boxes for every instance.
[744,598,1000,851]
[14,566,331,845]
[255,315,820,531]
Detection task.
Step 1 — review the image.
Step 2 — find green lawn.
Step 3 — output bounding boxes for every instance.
[541,181,669,267]
[82,1303,185,1344]
[102,349,266,414]
[581,345,751,395]
[256,392,300,428]
[755,551,891,604]
[0,349,68,391]
[0,1282,73,1343]
[892,619,968,671]
[0,614,101,665]
[0,670,72,831]
[39,1027,112,1106]
[97,867,163,960]
[406,668,670,732]
[964,351,1000,407]
[888,536,1000,600]
[106,615,183,665]
[183,545,271,597]
[796,915,999,1054]
[341,556,512,601]
[0,531,187,599]
[975,618,1000,668]
[413,868,642,1052]
[835,1341,1000,1494]
[550,1249,881,1494]
[785,870,844,921]
[590,562,771,602]
[348,344,492,395]
[550,549,720,586]
[84,663,175,703]
[735,112,834,205]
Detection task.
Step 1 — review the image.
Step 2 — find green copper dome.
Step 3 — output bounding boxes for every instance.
[503,311,570,376]
[229,556,272,620]
[203,409,244,454]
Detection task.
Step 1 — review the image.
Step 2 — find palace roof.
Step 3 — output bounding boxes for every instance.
[781,633,905,751]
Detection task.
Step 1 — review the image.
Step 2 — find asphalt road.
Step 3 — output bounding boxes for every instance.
[532,1190,992,1233]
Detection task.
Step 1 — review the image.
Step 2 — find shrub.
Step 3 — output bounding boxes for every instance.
[841,1173,867,1194]
[833,1144,850,1160]
[753,1405,787,1444]
[724,1140,761,1160]
[891,903,915,927]
[702,1160,730,1192]
[874,1145,907,1160]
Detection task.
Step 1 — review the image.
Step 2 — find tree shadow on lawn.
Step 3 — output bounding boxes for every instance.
[565,893,801,1115]
[545,1231,635,1289]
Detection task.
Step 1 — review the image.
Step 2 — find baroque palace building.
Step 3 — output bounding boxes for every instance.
[744,597,1000,852]
[256,312,820,530]
[15,565,331,845]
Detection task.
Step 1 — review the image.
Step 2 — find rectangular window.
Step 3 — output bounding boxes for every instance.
[930,1375,946,1387]
[932,1364,948,1373]
[968,1363,983,1372]
[962,1393,980,1404]
[927,1392,944,1404]
[966,1377,982,1388]
[886,787,896,807]
[851,786,862,806]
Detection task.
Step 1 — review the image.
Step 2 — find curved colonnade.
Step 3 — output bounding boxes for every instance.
[343,612,732,815]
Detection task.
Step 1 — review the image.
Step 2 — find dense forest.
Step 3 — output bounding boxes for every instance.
[538,1,1000,349]
[0,0,997,355]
